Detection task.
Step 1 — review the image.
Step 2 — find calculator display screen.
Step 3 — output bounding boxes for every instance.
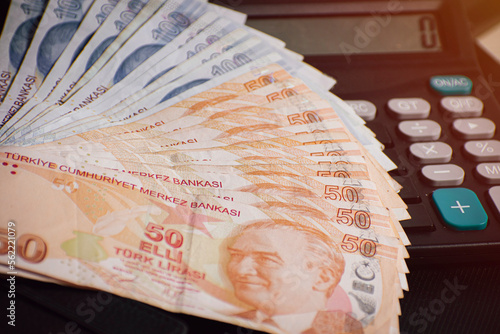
[247,14,442,56]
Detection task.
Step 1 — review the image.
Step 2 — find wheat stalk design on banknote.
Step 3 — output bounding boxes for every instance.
[0,1,409,333]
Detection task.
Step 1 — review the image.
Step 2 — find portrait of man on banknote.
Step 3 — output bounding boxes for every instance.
[225,220,364,334]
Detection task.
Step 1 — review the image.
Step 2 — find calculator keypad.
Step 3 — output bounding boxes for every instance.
[338,68,500,261]
[346,74,500,236]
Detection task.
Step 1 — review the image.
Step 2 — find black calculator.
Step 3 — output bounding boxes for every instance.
[241,0,500,264]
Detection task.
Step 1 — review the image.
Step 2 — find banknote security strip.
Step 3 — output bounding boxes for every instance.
[0,0,409,333]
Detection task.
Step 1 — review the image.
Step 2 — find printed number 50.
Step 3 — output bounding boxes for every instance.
[52,178,79,193]
[0,228,47,263]
[341,234,376,257]
[144,223,184,248]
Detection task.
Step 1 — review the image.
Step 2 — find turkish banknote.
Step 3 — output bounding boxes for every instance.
[0,1,409,333]
[0,0,95,127]
[0,146,403,333]
[0,0,162,141]
[8,1,253,143]
[0,0,49,102]
[0,0,122,140]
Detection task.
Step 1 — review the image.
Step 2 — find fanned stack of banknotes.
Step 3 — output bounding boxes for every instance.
[0,0,411,333]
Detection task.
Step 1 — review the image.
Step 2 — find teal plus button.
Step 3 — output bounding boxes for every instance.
[432,188,487,230]
[430,75,473,95]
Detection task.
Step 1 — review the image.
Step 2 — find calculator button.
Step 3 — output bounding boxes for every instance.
[387,98,430,119]
[452,118,495,139]
[463,140,500,161]
[398,120,441,141]
[487,186,500,216]
[432,188,487,231]
[409,142,452,164]
[476,163,500,184]
[430,75,473,95]
[440,96,483,118]
[344,100,377,121]
[421,164,464,186]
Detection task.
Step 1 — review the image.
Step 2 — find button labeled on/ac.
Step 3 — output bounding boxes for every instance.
[430,75,473,95]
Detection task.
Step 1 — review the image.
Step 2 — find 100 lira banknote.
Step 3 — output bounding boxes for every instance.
[0,0,121,140]
[0,0,157,141]
[0,0,49,103]
[0,0,95,127]
[12,0,250,143]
